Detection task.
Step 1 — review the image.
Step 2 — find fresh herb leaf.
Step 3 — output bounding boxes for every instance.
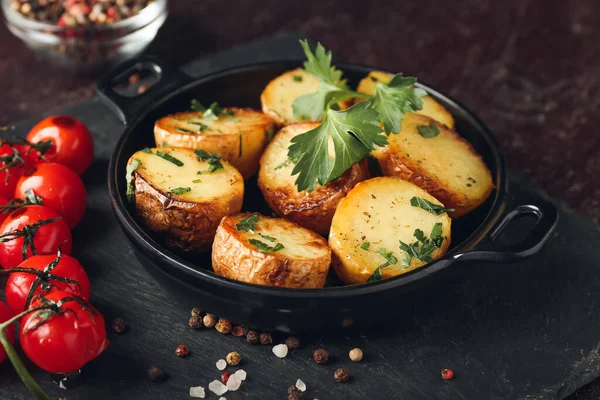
[293,75,303,82]
[155,151,184,166]
[367,262,388,282]
[292,81,358,122]
[126,158,141,202]
[274,158,292,170]
[258,233,277,242]
[267,128,276,140]
[176,127,196,134]
[189,121,210,132]
[360,241,370,250]
[287,102,385,192]
[417,122,440,138]
[410,197,455,215]
[170,187,191,195]
[375,247,398,265]
[190,100,231,120]
[236,213,259,233]
[141,148,153,153]
[190,99,205,111]
[194,149,224,173]
[192,179,202,183]
[299,39,348,89]
[249,239,284,253]
[398,223,445,267]
[369,73,427,134]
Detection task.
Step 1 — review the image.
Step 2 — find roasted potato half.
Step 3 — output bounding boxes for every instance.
[329,177,451,285]
[258,123,370,235]
[212,213,331,288]
[154,107,276,179]
[372,113,493,217]
[260,68,352,126]
[126,147,244,252]
[356,71,455,129]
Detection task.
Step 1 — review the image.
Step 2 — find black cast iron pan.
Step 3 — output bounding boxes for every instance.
[98,56,558,333]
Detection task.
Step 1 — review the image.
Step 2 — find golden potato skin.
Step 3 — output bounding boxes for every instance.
[154,107,276,179]
[373,114,493,217]
[329,177,452,285]
[356,71,455,129]
[212,213,331,288]
[258,123,370,235]
[260,68,352,126]
[128,147,244,252]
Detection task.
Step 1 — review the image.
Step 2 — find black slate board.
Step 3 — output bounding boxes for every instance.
[0,32,599,400]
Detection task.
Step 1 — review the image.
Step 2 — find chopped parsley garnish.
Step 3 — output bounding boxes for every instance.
[293,75,303,82]
[267,128,276,140]
[170,187,191,195]
[190,100,233,120]
[190,99,205,111]
[236,213,259,233]
[249,239,284,253]
[398,223,444,269]
[258,233,277,242]
[417,122,440,138]
[176,127,196,134]
[367,248,398,282]
[126,158,141,202]
[155,151,184,166]
[274,158,292,170]
[360,241,370,250]
[192,179,202,183]
[189,121,210,132]
[141,148,153,153]
[410,197,455,215]
[194,149,223,173]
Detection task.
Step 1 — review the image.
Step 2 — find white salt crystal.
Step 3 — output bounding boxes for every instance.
[272,343,288,358]
[296,379,306,392]
[208,380,228,396]
[189,385,205,398]
[216,359,227,370]
[234,369,247,381]
[226,373,242,391]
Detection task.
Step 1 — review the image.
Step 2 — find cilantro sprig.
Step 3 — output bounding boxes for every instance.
[288,40,427,192]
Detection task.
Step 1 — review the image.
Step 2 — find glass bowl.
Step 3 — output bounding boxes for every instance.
[1,0,168,72]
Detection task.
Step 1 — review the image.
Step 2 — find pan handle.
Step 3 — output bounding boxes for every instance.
[96,55,192,125]
[454,192,559,263]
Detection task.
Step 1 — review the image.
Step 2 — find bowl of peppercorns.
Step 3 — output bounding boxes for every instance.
[1,0,167,71]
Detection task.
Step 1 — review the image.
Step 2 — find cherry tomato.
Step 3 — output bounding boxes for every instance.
[26,115,94,175]
[20,289,108,374]
[0,301,15,364]
[6,252,90,314]
[15,163,87,229]
[0,143,33,199]
[0,195,12,225]
[0,205,72,269]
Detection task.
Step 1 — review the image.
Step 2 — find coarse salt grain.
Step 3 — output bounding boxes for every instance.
[226,374,242,391]
[208,380,228,396]
[296,379,306,392]
[216,359,227,370]
[189,385,205,398]
[234,369,247,381]
[272,344,288,358]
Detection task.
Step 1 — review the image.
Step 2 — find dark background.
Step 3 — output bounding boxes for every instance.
[0,0,598,398]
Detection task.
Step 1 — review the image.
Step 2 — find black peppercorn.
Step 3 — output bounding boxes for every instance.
[285,337,300,350]
[189,314,203,329]
[288,385,304,399]
[334,367,350,382]
[111,317,126,333]
[148,365,164,382]
[313,348,329,364]
[259,332,273,345]
[175,344,189,357]
[246,330,259,344]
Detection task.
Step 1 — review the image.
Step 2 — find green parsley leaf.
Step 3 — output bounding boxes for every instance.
[249,239,284,253]
[236,213,259,233]
[258,233,277,242]
[170,187,191,195]
[190,100,232,120]
[189,121,210,132]
[126,158,141,202]
[398,223,445,267]
[176,127,196,134]
[190,99,205,111]
[367,262,389,282]
[141,147,153,153]
[155,151,184,166]
[360,241,370,250]
[194,149,223,173]
[299,39,348,89]
[375,247,398,265]
[417,122,440,138]
[292,82,359,122]
[192,179,202,183]
[293,75,303,82]
[410,197,454,215]
[274,158,292,171]
[369,73,427,134]
[287,102,385,192]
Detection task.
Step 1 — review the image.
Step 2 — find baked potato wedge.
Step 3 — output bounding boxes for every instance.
[212,213,331,288]
[154,107,276,179]
[329,177,451,285]
[258,123,370,235]
[356,71,455,129]
[260,68,352,126]
[126,147,244,252]
[372,113,493,217]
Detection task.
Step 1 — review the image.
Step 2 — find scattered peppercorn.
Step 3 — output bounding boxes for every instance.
[288,385,304,400]
[226,351,241,365]
[189,314,203,329]
[259,332,273,345]
[334,368,350,382]
[246,330,259,344]
[111,317,126,333]
[221,371,231,384]
[313,348,329,364]
[147,365,164,382]
[191,307,202,317]
[175,345,189,358]
[231,325,244,337]
[215,318,232,334]
[441,368,454,380]
[203,313,217,328]
[285,337,300,350]
[349,348,363,362]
